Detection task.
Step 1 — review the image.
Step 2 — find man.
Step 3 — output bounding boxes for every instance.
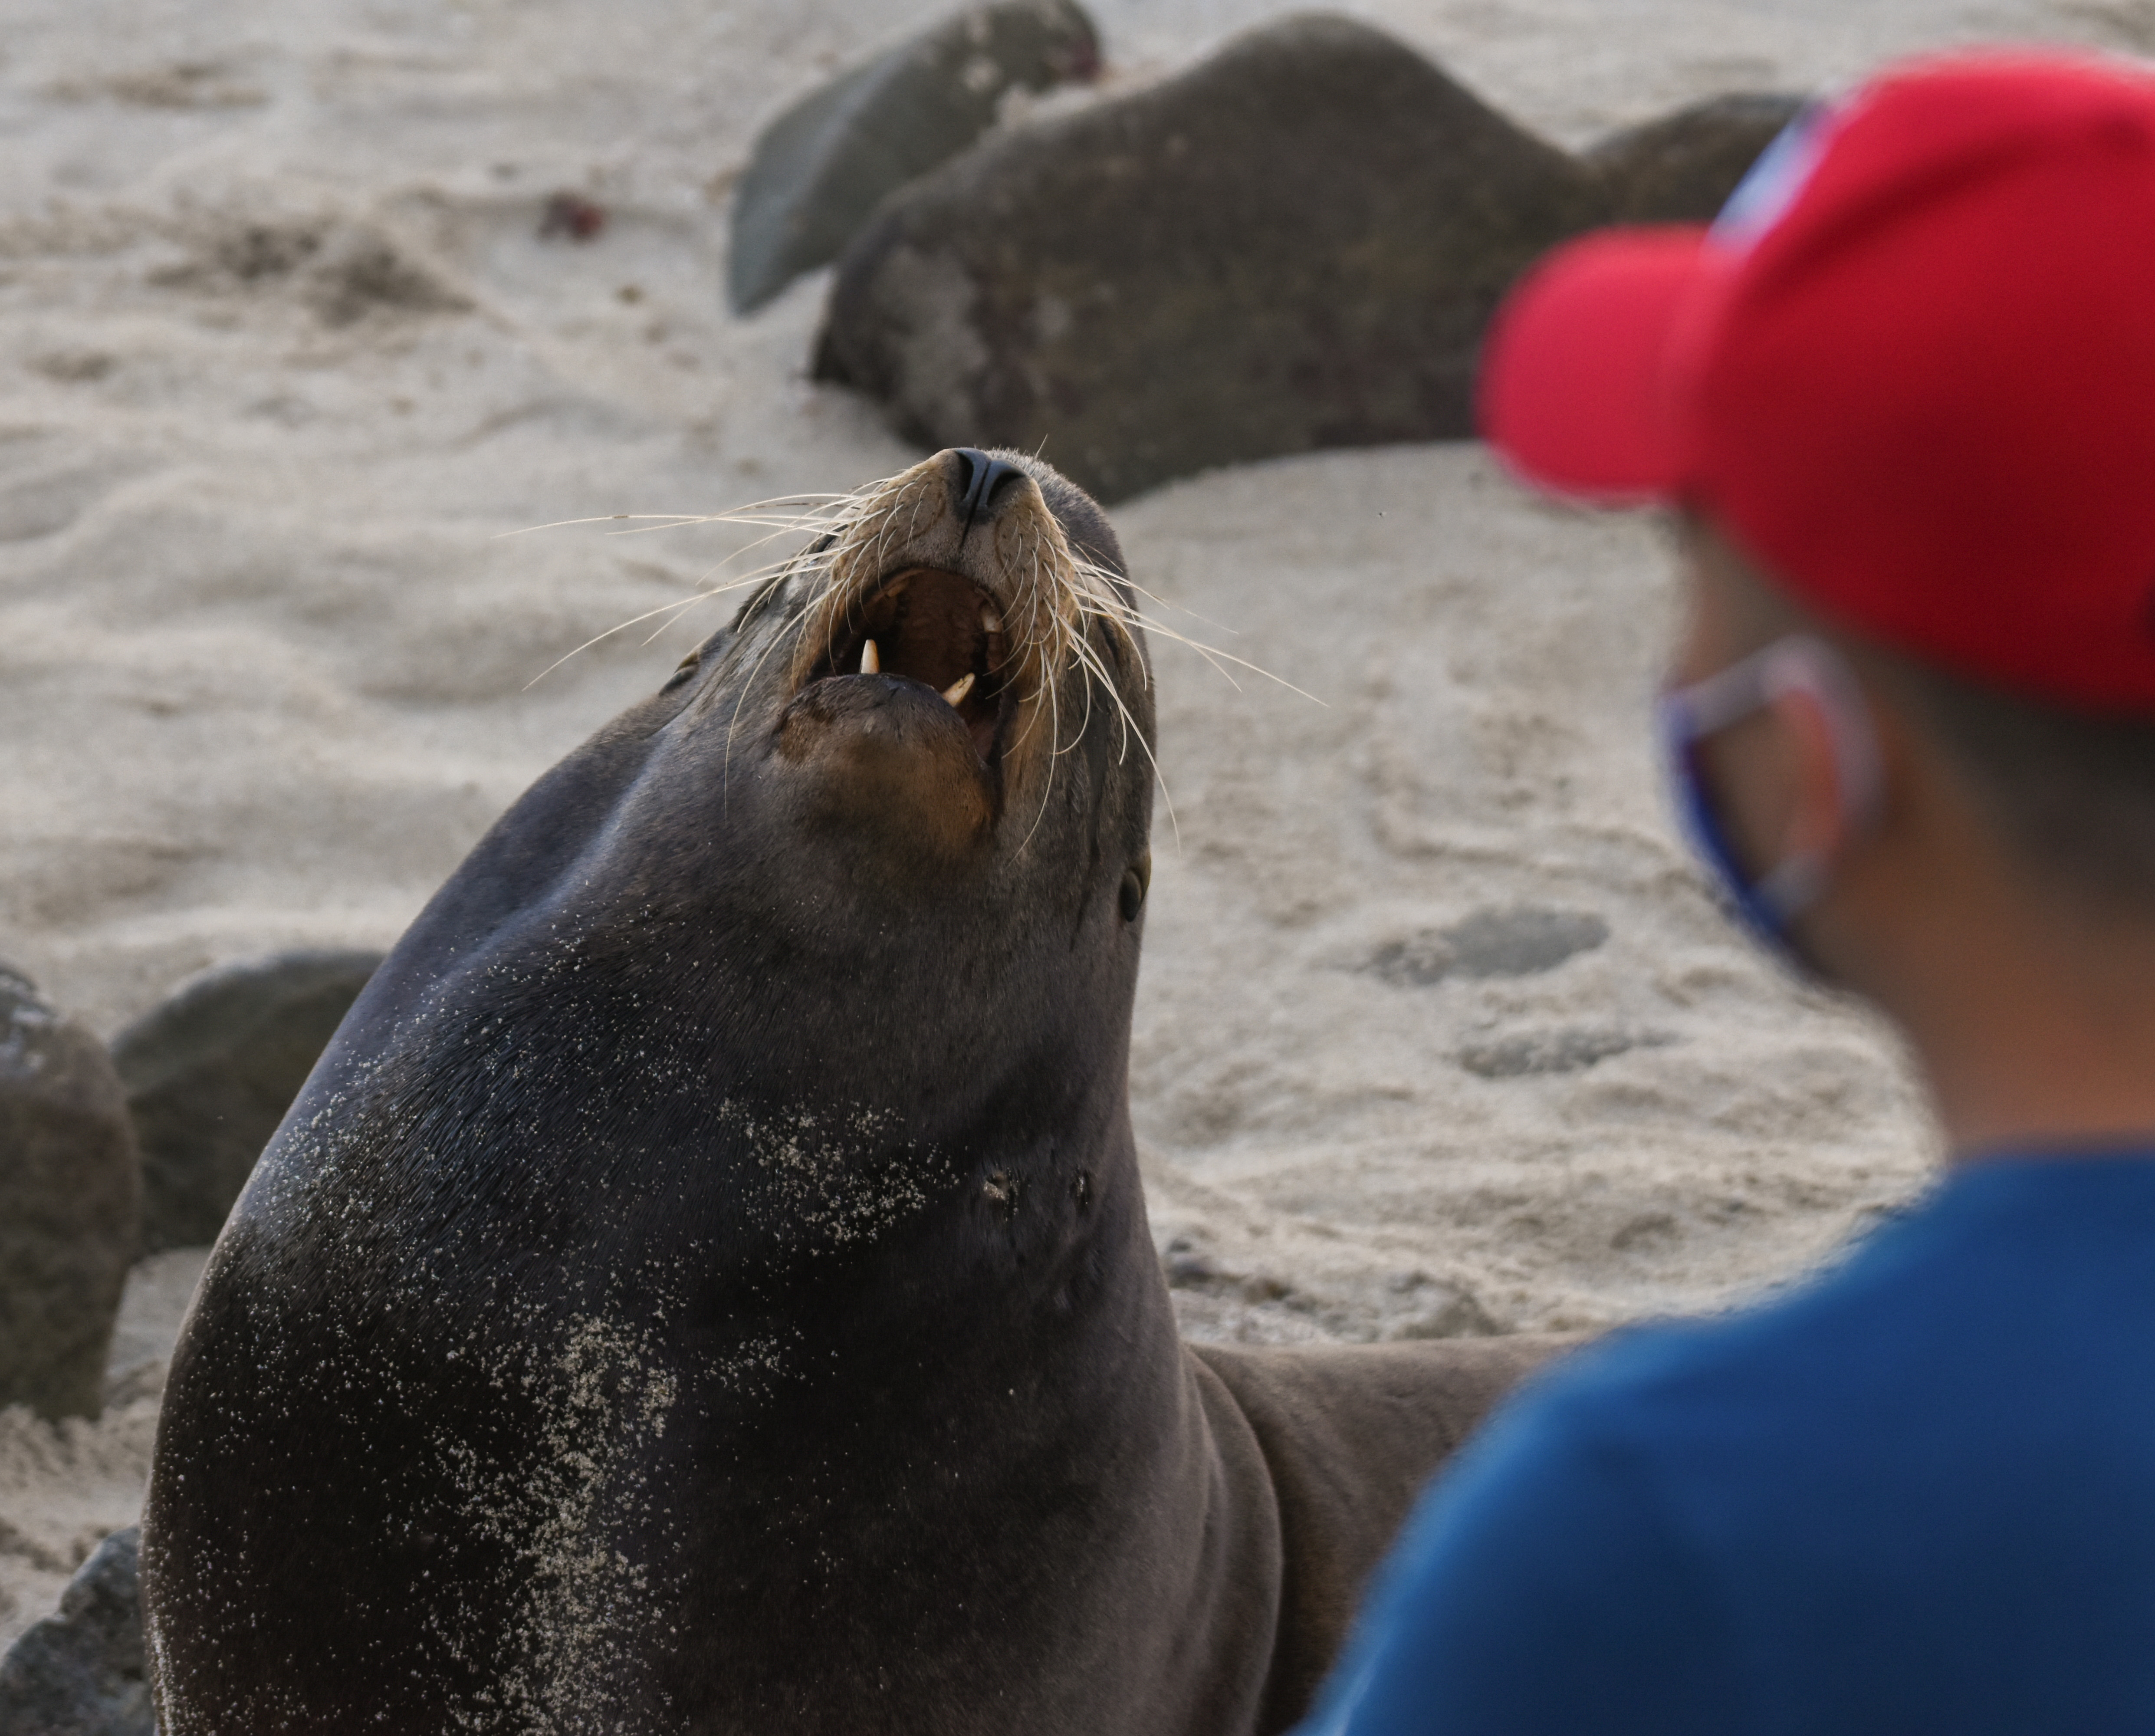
[1296,49,2155,1734]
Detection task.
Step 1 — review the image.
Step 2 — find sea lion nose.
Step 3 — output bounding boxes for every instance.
[952,447,1024,533]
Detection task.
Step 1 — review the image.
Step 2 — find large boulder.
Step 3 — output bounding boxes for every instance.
[0,968,139,1423]
[0,1529,151,1736]
[728,0,1100,314]
[1587,91,1807,223]
[813,13,1607,503]
[110,949,381,1252]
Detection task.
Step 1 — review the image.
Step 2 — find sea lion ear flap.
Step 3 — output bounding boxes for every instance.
[1119,851,1152,923]
[664,625,728,691]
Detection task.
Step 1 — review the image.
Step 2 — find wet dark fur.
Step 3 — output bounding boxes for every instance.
[142,452,1572,1734]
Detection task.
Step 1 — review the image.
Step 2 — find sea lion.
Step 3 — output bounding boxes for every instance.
[141,447,1573,1735]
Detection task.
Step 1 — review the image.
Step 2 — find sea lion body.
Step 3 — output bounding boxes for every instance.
[141,449,1569,1733]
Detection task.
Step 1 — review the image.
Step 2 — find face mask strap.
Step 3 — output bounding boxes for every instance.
[1662,634,1884,933]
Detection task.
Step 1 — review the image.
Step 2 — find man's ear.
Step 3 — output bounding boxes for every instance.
[1766,684,1858,869]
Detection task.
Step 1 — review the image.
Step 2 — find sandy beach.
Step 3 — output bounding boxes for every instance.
[0,0,2137,1652]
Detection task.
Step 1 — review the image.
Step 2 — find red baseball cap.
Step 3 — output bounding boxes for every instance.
[1478,50,2155,713]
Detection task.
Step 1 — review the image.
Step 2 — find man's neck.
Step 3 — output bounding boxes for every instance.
[1876,891,2155,1162]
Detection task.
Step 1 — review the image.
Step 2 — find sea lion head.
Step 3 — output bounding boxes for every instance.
[230,446,1156,1289]
[695,442,1153,884]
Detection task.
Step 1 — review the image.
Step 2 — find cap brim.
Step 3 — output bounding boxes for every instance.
[1477,226,1714,504]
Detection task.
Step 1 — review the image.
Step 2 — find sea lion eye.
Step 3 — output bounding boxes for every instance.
[1119,856,1150,923]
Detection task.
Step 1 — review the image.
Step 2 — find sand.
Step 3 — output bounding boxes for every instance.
[0,0,2135,1654]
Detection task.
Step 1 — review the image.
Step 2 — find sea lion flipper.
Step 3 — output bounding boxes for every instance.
[1189,1335,1583,1730]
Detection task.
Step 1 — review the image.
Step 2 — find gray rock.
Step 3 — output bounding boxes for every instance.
[729,0,1100,314]
[1368,907,1608,987]
[111,949,381,1252]
[0,1528,151,1736]
[1586,92,1807,224]
[0,968,140,1422]
[814,13,1607,503]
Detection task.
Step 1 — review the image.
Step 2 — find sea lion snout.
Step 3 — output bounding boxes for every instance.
[765,447,1151,835]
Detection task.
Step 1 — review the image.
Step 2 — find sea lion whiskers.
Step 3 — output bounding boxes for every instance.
[520,564,795,691]
[513,467,1305,867]
[1044,553,1182,850]
[1065,547,1327,706]
[490,496,859,539]
[509,487,906,689]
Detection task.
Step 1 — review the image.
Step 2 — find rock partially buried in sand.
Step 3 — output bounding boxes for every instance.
[0,967,141,1424]
[111,949,382,1252]
[1587,91,1807,223]
[0,1528,151,1736]
[814,13,1606,503]
[728,0,1100,314]
[1368,906,1610,987]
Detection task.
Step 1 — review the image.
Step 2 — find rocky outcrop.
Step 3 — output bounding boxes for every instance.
[0,1529,151,1736]
[110,949,381,1251]
[0,968,140,1423]
[813,13,1607,502]
[1587,92,1806,223]
[813,14,1802,502]
[729,0,1100,314]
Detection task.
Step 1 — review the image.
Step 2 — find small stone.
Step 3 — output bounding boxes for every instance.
[111,949,382,1251]
[0,967,140,1422]
[815,14,1607,502]
[729,0,1100,314]
[1586,92,1807,224]
[0,1528,152,1736]
[539,191,607,242]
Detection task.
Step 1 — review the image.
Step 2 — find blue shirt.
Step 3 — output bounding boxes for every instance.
[1298,1155,2155,1735]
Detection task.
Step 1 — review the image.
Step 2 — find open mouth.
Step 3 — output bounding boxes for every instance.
[805,566,1015,766]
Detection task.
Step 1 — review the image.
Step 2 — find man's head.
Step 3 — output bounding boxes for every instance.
[1479,49,2155,1153]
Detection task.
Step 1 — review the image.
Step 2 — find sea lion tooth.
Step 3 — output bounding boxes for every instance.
[941,672,976,706]
[981,605,1002,635]
[860,638,880,674]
